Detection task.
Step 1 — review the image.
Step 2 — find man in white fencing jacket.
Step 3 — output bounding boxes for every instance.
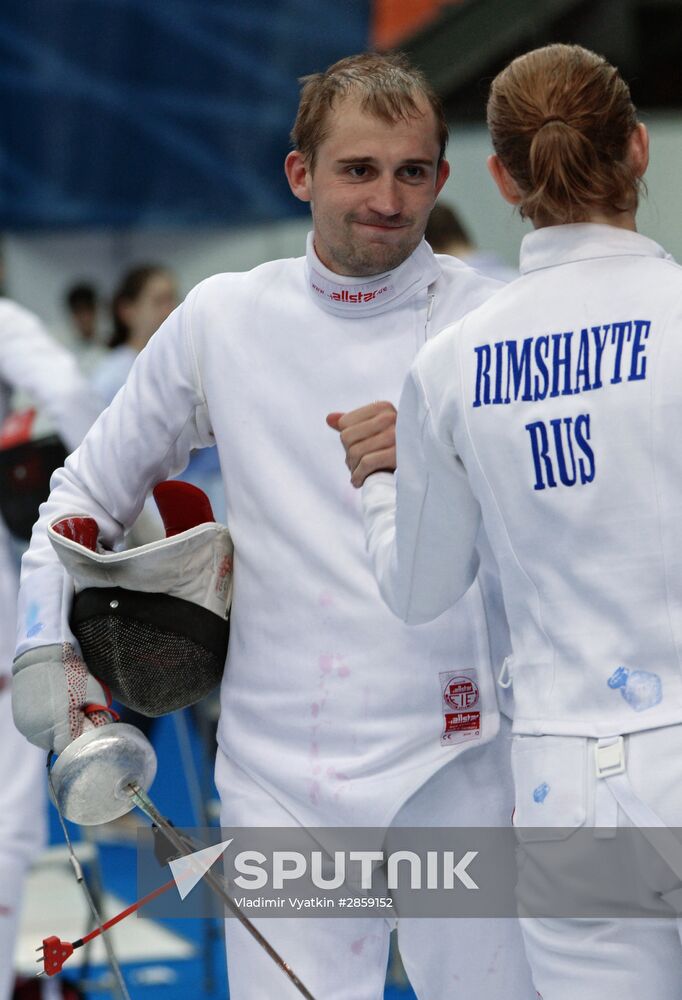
[11,53,533,999]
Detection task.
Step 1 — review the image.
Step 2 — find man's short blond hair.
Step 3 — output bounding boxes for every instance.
[290,52,448,168]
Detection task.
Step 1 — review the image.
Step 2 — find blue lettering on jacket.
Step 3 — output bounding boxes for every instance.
[472,319,650,491]
[473,344,491,408]
[526,414,595,491]
[471,320,651,407]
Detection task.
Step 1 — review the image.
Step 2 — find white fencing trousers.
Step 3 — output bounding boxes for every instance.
[216,716,536,1000]
[0,683,46,1000]
[511,724,682,1000]
[0,541,47,1000]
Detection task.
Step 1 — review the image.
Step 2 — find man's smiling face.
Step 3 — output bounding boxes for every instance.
[286,92,449,277]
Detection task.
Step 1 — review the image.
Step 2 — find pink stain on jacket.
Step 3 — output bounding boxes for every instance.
[319,654,334,675]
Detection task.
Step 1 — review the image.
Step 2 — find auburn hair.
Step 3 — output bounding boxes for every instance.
[487,44,641,225]
[291,52,448,168]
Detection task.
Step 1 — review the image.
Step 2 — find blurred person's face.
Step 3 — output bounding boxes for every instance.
[71,305,97,342]
[285,93,449,277]
[122,272,177,346]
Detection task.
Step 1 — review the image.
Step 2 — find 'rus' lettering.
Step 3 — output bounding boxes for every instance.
[525,414,595,491]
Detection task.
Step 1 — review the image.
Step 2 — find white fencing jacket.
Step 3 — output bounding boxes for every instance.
[364,224,682,739]
[17,237,506,827]
[0,299,98,667]
[0,299,97,453]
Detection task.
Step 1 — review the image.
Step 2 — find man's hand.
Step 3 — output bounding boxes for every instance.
[12,643,114,755]
[327,401,397,488]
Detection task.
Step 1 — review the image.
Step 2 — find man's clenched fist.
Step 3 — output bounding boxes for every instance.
[327,401,397,488]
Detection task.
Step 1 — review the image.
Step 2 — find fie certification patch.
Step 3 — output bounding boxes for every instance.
[440,669,481,747]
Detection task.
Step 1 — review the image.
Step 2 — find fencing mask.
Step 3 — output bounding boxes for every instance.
[48,480,233,716]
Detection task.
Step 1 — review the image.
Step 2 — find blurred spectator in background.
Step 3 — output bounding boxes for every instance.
[425,201,518,282]
[91,265,177,405]
[0,298,100,1000]
[66,283,98,345]
[55,282,107,376]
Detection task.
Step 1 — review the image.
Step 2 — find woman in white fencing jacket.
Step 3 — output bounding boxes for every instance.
[351,43,682,999]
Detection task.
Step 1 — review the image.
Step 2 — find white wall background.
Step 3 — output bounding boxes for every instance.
[3,219,311,333]
[3,111,680,333]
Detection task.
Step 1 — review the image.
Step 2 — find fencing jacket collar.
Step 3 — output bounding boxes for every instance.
[305,231,440,318]
[520,223,670,275]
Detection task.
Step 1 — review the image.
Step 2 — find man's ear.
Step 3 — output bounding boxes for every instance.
[487,154,523,206]
[435,158,450,196]
[285,150,312,203]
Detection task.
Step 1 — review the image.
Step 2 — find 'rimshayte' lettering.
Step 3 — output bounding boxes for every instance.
[472,320,650,408]
[470,319,651,491]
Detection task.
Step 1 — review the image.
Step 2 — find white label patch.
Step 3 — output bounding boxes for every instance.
[439,669,481,747]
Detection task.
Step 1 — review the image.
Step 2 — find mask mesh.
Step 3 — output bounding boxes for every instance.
[71,587,229,716]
